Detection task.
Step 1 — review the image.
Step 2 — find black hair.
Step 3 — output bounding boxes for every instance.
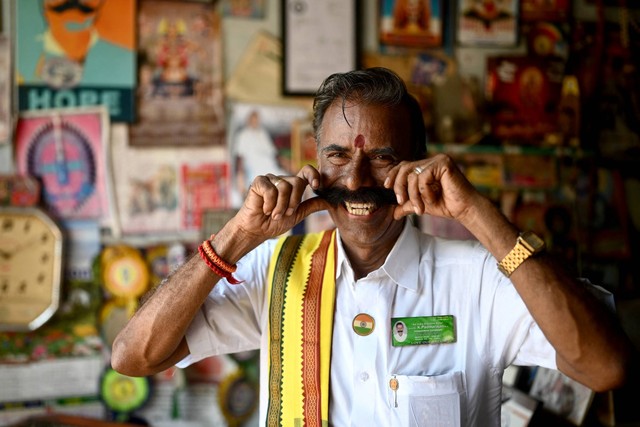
[312,67,427,160]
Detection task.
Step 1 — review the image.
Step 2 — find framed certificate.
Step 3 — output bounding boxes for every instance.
[282,0,360,96]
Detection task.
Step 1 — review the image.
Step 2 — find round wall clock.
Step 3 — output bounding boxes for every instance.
[0,206,64,331]
[26,116,97,217]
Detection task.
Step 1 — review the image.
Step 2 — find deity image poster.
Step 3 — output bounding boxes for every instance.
[456,0,519,46]
[129,0,225,146]
[14,0,137,122]
[379,0,443,48]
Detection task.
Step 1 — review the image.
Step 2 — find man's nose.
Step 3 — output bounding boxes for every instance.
[345,157,374,190]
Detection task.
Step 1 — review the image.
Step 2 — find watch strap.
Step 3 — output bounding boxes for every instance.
[498,235,534,277]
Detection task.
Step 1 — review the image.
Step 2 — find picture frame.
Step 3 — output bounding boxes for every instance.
[200,208,238,241]
[501,386,539,427]
[180,162,230,230]
[227,102,310,207]
[13,106,116,229]
[129,0,225,146]
[379,0,443,48]
[456,0,519,47]
[529,366,594,426]
[282,0,360,96]
[14,0,137,123]
[222,0,266,18]
[110,126,229,236]
[290,117,316,171]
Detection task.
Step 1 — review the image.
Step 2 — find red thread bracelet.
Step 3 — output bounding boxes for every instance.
[198,245,242,284]
[202,239,236,273]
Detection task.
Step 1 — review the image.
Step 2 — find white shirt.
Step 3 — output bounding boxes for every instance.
[179,220,557,426]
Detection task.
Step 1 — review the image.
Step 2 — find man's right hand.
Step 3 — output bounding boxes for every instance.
[219,165,331,260]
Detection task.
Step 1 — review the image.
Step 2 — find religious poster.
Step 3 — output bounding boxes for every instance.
[14,0,136,123]
[379,0,443,48]
[485,55,565,142]
[456,0,519,46]
[14,107,115,226]
[129,0,225,146]
[521,0,571,22]
[180,162,230,230]
[227,102,310,208]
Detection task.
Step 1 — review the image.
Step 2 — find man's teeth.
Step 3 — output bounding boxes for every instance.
[345,201,376,215]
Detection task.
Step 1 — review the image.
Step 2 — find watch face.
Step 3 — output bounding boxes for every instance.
[0,207,63,331]
[521,231,545,252]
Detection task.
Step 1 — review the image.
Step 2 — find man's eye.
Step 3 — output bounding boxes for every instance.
[327,152,347,158]
[371,155,395,165]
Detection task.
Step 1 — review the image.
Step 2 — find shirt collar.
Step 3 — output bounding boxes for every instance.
[335,219,421,291]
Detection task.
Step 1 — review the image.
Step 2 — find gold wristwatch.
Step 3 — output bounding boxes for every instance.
[497,231,545,277]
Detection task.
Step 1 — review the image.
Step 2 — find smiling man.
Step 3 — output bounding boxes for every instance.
[111,68,634,426]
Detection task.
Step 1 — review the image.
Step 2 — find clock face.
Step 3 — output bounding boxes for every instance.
[0,207,63,331]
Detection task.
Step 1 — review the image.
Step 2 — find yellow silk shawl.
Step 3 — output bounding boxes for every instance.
[266,230,337,427]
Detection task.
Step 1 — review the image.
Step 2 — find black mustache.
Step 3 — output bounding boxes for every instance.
[313,186,398,207]
[48,0,97,14]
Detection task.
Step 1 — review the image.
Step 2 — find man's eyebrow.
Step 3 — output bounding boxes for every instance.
[320,144,349,153]
[320,145,399,157]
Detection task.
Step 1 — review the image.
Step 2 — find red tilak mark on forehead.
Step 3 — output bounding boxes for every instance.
[354,134,365,148]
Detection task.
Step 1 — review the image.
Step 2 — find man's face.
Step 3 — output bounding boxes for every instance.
[43,0,104,33]
[396,323,404,336]
[315,100,413,248]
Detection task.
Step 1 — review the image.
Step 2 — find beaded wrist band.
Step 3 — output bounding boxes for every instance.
[198,237,242,284]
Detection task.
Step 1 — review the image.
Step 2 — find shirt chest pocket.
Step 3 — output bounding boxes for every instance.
[387,371,467,427]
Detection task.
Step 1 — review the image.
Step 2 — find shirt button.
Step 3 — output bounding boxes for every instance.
[360,372,369,382]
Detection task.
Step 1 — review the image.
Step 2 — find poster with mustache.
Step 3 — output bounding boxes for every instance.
[15,0,137,122]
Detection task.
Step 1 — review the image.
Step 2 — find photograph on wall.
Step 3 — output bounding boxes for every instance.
[222,0,266,18]
[14,0,136,123]
[529,366,594,426]
[129,0,225,146]
[379,0,443,48]
[14,106,115,226]
[227,102,310,207]
[110,126,227,235]
[521,0,571,22]
[180,162,230,230]
[456,0,519,46]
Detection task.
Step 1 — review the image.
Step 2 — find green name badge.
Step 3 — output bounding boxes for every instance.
[391,315,456,347]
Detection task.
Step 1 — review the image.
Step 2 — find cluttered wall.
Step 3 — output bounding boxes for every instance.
[0,0,639,426]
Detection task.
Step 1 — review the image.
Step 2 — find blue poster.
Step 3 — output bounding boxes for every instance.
[15,0,136,122]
